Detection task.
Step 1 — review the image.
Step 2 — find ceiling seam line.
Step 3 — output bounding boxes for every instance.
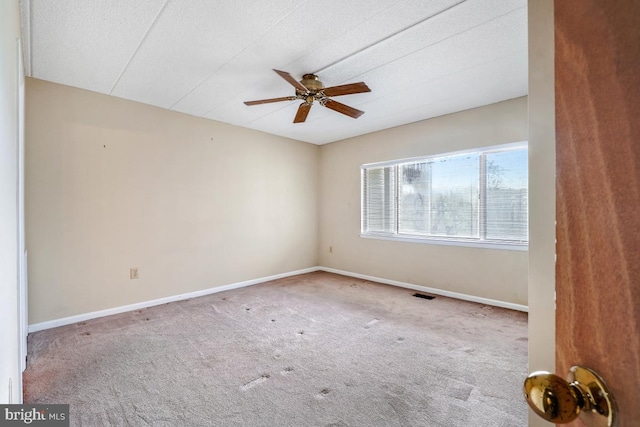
[312,0,467,75]
[343,49,529,109]
[243,5,526,128]
[202,0,410,118]
[287,50,528,134]
[108,0,171,96]
[344,5,528,82]
[206,0,484,123]
[244,1,473,126]
[281,54,526,129]
[168,0,312,112]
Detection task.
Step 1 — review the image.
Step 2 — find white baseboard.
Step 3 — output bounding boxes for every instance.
[29,265,527,333]
[318,267,528,313]
[28,266,321,333]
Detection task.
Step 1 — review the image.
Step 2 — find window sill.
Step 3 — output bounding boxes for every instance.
[360,233,528,251]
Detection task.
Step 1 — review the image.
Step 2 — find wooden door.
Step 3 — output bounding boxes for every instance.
[555,0,640,425]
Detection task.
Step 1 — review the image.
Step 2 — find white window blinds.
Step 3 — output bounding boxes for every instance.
[485,149,528,242]
[362,166,395,234]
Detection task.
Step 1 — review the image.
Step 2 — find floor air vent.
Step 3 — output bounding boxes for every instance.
[413,293,435,300]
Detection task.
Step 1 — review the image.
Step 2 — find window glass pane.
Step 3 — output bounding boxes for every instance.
[398,162,430,234]
[428,154,479,238]
[363,166,395,233]
[485,149,528,241]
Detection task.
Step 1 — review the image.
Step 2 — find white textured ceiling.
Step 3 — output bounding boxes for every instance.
[20,0,528,145]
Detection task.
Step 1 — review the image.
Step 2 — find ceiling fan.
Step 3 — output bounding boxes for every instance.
[244,69,371,123]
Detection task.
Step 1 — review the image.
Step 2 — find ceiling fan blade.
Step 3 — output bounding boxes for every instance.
[322,98,365,119]
[244,96,296,106]
[293,103,312,123]
[322,82,371,97]
[273,69,309,93]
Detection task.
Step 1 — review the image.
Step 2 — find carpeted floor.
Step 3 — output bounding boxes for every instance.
[24,272,528,426]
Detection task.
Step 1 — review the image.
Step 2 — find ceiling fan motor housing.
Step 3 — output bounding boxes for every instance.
[299,74,324,93]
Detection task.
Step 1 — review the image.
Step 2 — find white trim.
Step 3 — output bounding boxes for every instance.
[318,267,528,312]
[28,267,321,332]
[360,233,528,251]
[28,265,527,332]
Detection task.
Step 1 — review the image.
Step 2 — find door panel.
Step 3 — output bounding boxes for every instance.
[555,0,640,425]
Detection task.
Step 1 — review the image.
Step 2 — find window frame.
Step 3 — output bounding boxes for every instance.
[360,142,528,251]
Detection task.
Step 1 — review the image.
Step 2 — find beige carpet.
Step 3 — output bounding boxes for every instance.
[24,272,528,426]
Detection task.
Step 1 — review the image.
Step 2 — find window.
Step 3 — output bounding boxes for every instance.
[361,143,528,249]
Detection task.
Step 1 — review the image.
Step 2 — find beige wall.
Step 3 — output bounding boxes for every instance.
[1,0,23,404]
[26,79,319,324]
[26,80,534,323]
[318,97,529,305]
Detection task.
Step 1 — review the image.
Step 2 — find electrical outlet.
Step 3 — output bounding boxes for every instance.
[130,268,139,280]
[329,246,333,253]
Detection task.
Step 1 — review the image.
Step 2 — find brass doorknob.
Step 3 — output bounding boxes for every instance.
[523,366,617,426]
